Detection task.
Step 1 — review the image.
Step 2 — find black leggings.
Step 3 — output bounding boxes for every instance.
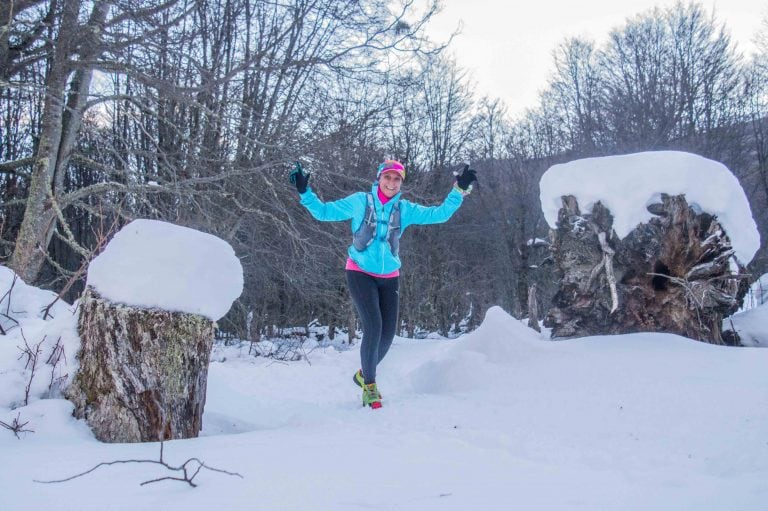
[346,270,399,384]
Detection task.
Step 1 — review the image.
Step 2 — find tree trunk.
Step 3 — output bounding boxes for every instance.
[9,0,110,284]
[544,194,748,343]
[66,288,215,443]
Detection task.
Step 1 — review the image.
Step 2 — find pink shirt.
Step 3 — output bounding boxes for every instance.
[345,186,400,278]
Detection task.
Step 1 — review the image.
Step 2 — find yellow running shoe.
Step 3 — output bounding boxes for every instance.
[362,383,382,409]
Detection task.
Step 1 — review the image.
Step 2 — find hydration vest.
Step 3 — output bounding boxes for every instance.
[352,193,401,256]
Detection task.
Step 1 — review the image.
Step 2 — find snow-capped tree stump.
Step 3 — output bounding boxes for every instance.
[66,288,216,443]
[544,193,748,343]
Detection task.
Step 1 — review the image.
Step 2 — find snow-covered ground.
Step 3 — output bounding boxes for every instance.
[3,301,767,510]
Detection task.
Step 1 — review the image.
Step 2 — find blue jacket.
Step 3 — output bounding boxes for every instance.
[299,183,464,274]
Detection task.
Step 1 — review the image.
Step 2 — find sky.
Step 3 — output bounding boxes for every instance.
[426,0,768,117]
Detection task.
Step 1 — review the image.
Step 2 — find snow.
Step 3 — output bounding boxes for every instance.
[0,267,79,409]
[86,219,243,321]
[539,151,761,264]
[3,295,768,510]
[723,273,768,347]
[526,237,548,247]
[0,265,69,334]
[725,303,768,347]
[742,273,768,310]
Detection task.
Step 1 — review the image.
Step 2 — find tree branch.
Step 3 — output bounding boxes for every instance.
[0,157,35,174]
[0,413,34,439]
[36,441,244,487]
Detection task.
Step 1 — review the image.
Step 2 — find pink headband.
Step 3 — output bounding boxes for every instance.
[377,160,406,179]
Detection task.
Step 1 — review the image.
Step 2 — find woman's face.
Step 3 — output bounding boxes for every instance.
[378,171,403,198]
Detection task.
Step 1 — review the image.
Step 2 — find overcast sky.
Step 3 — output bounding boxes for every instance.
[426,0,768,117]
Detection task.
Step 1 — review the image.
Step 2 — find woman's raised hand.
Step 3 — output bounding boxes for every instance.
[289,161,310,194]
[455,165,477,193]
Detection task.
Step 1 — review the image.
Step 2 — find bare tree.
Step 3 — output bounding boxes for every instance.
[743,11,768,271]
[420,55,475,171]
[9,0,113,283]
[549,37,605,155]
[1,0,442,294]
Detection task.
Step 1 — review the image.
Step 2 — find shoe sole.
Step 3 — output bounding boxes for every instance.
[362,396,382,408]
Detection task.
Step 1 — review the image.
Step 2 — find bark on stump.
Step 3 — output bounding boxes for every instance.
[544,194,748,344]
[66,288,215,442]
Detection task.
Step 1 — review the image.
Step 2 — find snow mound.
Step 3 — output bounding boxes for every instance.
[86,219,243,321]
[539,151,760,264]
[0,266,69,332]
[0,266,80,409]
[409,306,545,393]
[460,306,545,361]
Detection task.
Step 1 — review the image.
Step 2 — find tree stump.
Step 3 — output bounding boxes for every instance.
[544,194,749,343]
[66,288,215,442]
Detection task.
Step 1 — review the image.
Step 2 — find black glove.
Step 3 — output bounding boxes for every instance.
[455,164,477,192]
[289,161,310,194]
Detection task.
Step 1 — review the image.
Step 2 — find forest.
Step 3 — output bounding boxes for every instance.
[1,0,767,339]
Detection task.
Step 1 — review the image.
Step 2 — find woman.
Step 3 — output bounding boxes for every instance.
[290,160,476,409]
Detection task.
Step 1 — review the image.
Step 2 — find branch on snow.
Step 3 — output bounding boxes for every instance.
[0,413,34,439]
[35,442,244,488]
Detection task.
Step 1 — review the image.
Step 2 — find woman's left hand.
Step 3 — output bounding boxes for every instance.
[455,165,477,193]
[289,161,311,194]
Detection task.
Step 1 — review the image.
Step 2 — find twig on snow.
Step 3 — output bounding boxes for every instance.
[0,413,34,438]
[35,441,244,488]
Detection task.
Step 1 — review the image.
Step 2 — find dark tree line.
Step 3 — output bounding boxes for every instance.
[1,1,767,340]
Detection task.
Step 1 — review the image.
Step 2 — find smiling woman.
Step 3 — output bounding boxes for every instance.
[377,160,405,197]
[289,159,477,409]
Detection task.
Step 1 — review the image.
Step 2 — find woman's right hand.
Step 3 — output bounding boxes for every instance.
[289,161,310,194]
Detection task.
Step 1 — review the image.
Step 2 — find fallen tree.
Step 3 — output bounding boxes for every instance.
[539,152,758,344]
[544,194,749,343]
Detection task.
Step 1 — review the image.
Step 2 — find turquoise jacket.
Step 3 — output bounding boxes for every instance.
[299,183,464,274]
